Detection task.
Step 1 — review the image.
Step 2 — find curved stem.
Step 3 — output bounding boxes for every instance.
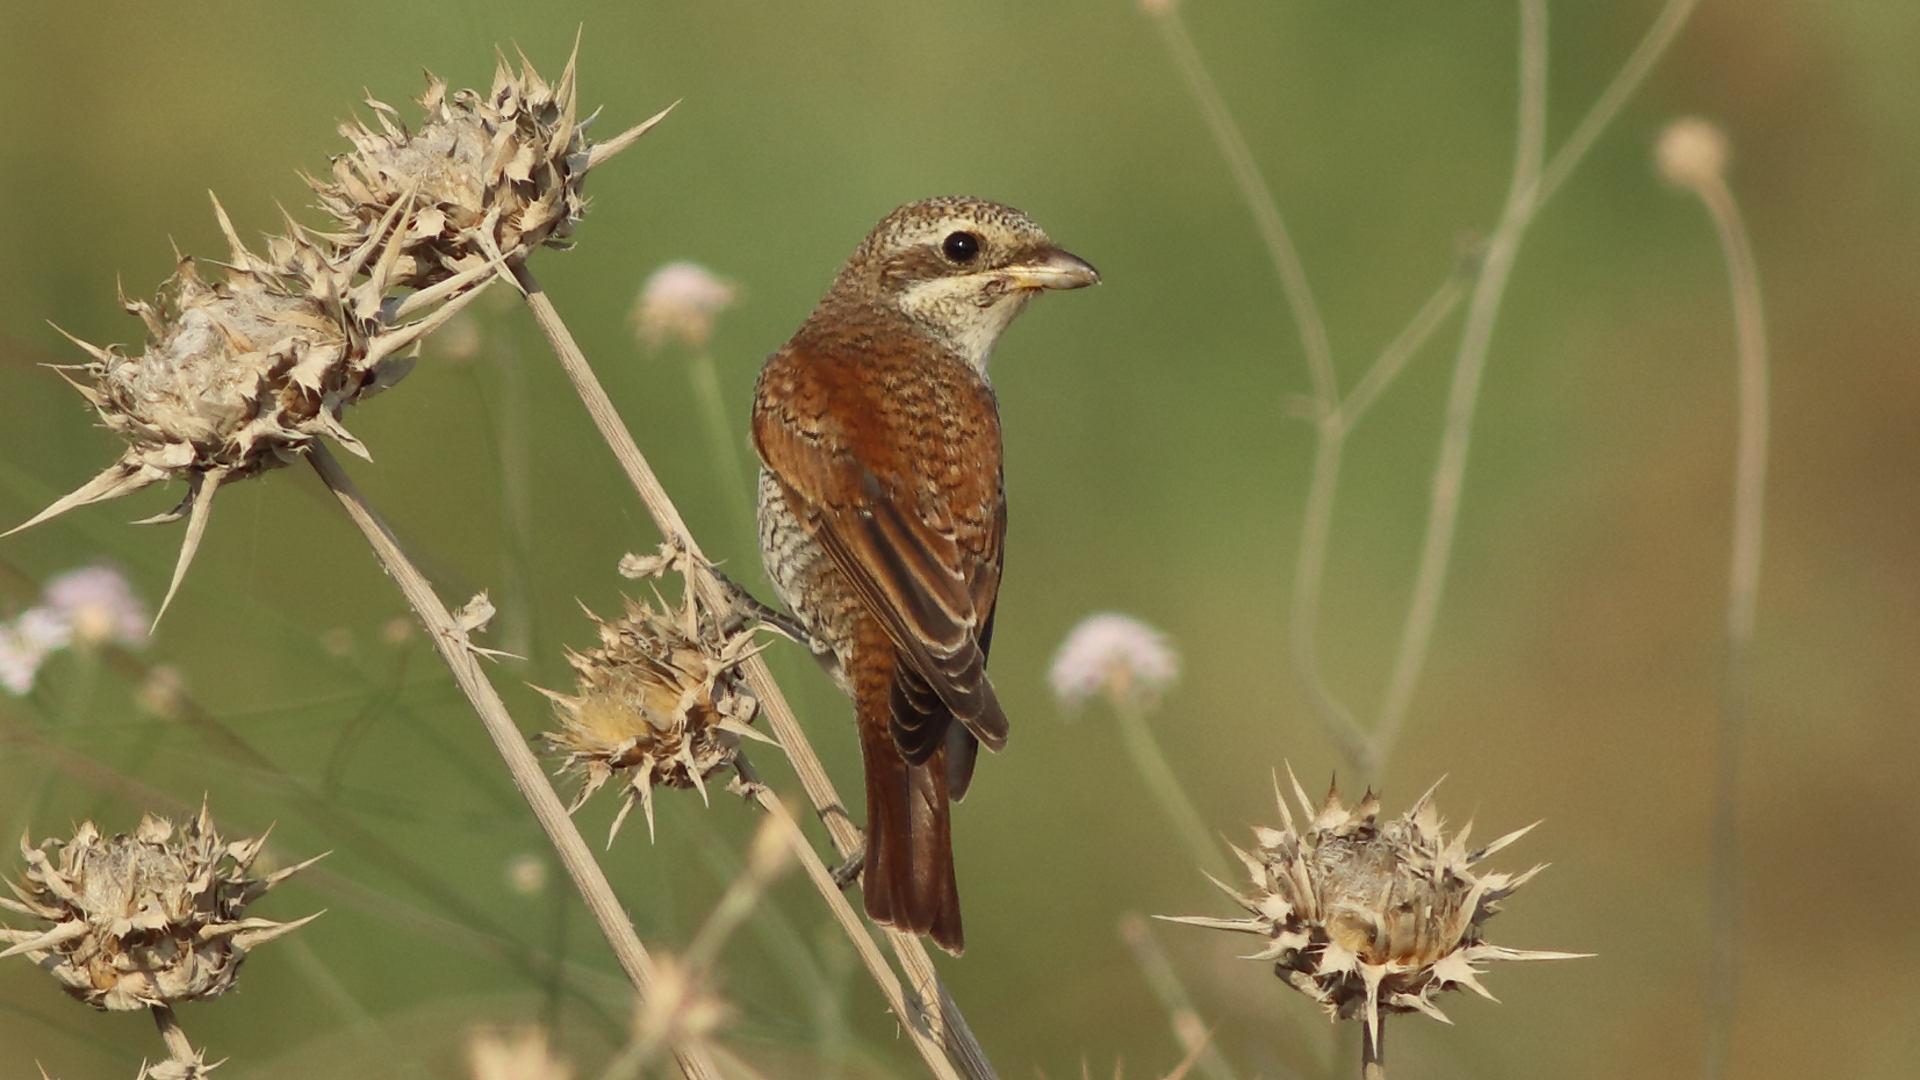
[1368,0,1549,776]
[1695,168,1769,1080]
[1145,2,1336,408]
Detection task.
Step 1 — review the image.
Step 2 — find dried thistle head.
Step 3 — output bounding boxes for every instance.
[10,200,486,623]
[541,558,765,844]
[0,802,322,1011]
[135,1048,220,1080]
[313,46,671,289]
[1164,769,1585,1049]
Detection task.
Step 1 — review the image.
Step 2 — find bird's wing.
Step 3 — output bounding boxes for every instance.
[753,341,1009,752]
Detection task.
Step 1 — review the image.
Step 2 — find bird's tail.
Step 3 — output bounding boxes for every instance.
[858,705,963,955]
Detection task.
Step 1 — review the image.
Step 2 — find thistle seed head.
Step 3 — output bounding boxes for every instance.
[1164,769,1585,1050]
[0,802,322,1011]
[542,553,766,845]
[313,47,672,289]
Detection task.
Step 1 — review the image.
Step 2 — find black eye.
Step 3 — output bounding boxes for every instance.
[942,231,981,263]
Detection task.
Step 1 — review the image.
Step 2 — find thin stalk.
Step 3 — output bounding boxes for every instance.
[1694,159,1769,1080]
[306,444,721,1080]
[1368,0,1549,777]
[509,262,996,1080]
[1360,1017,1384,1080]
[686,350,760,550]
[150,1004,197,1068]
[1537,0,1704,206]
[1117,913,1243,1080]
[1144,1,1336,409]
[1112,698,1229,879]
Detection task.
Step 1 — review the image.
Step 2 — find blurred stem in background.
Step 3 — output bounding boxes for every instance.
[1144,0,1701,784]
[1656,116,1769,1080]
[631,262,758,554]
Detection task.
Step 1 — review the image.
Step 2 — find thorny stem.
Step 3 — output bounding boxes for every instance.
[150,1004,196,1067]
[1369,0,1549,777]
[509,262,997,1080]
[1144,1,1335,409]
[306,444,723,1080]
[1360,1016,1385,1080]
[1112,698,1229,879]
[1693,158,1769,1080]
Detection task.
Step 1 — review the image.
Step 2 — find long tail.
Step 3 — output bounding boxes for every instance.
[858,703,963,954]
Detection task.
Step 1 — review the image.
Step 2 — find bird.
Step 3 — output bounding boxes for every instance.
[751,196,1098,954]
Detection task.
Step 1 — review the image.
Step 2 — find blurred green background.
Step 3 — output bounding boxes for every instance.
[3,0,1917,1077]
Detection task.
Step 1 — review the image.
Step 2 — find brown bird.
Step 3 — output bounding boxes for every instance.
[752,197,1098,953]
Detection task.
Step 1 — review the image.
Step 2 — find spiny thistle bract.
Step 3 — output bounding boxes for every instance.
[5,44,669,626]
[0,802,322,1012]
[1163,769,1585,1050]
[313,47,672,290]
[541,552,768,845]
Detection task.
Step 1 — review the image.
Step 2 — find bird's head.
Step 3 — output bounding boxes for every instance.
[824,196,1099,372]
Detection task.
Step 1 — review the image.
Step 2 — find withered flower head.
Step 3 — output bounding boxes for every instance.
[314,45,672,290]
[541,555,766,845]
[0,802,323,1011]
[9,200,488,624]
[1164,769,1585,1050]
[466,1024,573,1080]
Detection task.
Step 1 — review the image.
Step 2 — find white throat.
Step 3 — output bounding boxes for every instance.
[895,275,1035,375]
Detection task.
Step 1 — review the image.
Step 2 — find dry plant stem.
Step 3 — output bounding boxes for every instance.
[1695,168,1769,1080]
[1360,1017,1384,1080]
[1112,699,1229,878]
[1117,913,1239,1080]
[1145,2,1334,408]
[306,444,721,1080]
[739,770,966,1080]
[510,262,996,1080]
[150,1004,195,1065]
[1367,0,1549,778]
[1288,278,1469,771]
[1537,0,1704,206]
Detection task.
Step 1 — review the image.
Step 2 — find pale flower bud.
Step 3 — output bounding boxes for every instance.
[1656,116,1729,191]
[42,564,149,650]
[1048,613,1179,711]
[632,262,739,351]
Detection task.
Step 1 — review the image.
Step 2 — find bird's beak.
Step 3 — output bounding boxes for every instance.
[1003,248,1101,291]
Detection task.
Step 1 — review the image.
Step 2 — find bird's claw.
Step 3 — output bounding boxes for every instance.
[830,835,867,891]
[708,566,813,643]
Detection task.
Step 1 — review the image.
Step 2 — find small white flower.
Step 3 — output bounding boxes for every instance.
[632,262,739,350]
[0,621,49,695]
[1049,613,1179,711]
[42,565,149,649]
[15,607,73,653]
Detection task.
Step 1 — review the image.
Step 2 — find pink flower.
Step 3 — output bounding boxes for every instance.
[43,565,149,649]
[631,262,739,350]
[1048,613,1179,711]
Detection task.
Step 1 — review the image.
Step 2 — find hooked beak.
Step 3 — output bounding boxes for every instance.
[1003,247,1101,291]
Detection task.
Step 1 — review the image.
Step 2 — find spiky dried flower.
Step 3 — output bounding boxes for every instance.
[313,47,671,290]
[0,803,323,1011]
[9,201,489,623]
[1163,770,1585,1050]
[541,553,767,844]
[135,1048,221,1080]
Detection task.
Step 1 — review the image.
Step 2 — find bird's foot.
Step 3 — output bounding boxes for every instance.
[830,835,867,891]
[708,566,813,643]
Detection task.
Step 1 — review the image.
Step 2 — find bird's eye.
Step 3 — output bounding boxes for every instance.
[942,231,981,263]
